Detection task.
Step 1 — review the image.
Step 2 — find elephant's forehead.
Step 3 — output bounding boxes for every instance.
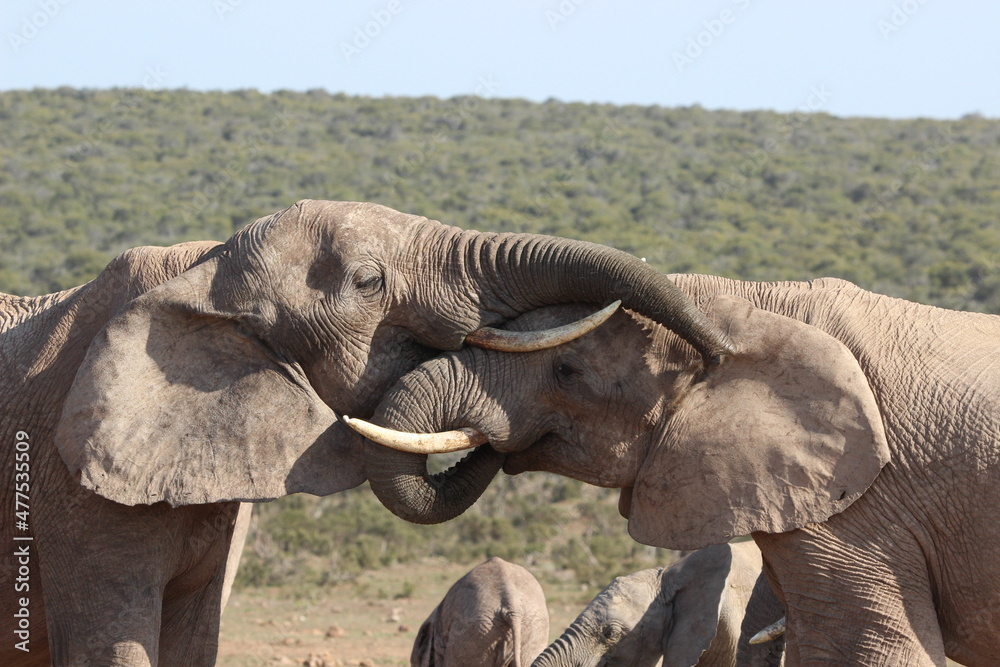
[599,569,661,607]
[258,199,424,247]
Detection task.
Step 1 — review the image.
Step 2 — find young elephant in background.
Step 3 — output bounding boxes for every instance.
[412,557,549,667]
[533,541,782,667]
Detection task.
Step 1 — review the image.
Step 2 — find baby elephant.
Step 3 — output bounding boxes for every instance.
[412,557,550,667]
[533,541,779,667]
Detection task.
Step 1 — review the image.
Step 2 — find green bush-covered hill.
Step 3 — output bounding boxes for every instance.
[2,88,998,312]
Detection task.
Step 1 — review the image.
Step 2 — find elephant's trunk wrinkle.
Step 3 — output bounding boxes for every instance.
[531,625,584,667]
[365,440,504,524]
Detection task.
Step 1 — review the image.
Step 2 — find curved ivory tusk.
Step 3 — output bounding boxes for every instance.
[749,616,787,645]
[465,300,621,352]
[342,416,488,454]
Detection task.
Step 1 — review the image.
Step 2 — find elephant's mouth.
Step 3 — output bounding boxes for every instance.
[502,433,557,475]
[502,433,592,479]
[501,452,531,476]
[504,433,635,490]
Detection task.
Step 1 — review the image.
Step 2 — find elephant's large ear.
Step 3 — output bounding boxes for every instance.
[411,615,436,667]
[55,256,365,506]
[661,543,733,666]
[630,295,889,550]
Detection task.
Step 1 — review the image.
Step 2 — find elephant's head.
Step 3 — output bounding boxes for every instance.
[533,543,742,667]
[355,295,889,546]
[55,201,732,509]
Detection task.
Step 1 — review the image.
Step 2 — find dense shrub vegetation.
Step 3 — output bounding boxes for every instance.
[3,88,997,587]
[2,88,999,310]
[236,477,673,591]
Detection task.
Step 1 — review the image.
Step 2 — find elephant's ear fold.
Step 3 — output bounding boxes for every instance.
[630,295,889,550]
[55,257,365,507]
[661,543,733,667]
[411,615,436,667]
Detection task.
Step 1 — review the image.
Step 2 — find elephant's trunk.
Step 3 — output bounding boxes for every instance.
[532,626,593,667]
[364,354,507,524]
[364,444,504,525]
[462,231,733,363]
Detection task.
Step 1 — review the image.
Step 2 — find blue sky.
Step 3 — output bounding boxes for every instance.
[2,0,998,119]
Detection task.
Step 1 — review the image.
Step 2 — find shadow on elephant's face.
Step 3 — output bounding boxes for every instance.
[493,305,700,489]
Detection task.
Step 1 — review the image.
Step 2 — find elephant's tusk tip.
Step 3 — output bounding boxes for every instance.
[342,415,488,454]
[749,616,786,644]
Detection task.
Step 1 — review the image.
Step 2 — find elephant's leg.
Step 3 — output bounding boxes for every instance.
[37,491,171,665]
[40,563,163,666]
[754,518,945,667]
[158,581,226,666]
[220,503,253,611]
[158,502,244,667]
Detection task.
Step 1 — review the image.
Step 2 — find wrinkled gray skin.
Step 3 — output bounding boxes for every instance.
[367,275,1000,666]
[412,557,549,667]
[0,200,731,666]
[534,541,779,667]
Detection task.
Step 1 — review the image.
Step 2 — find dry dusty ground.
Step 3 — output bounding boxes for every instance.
[218,558,595,667]
[218,558,966,667]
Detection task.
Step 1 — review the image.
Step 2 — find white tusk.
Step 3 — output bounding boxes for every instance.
[749,616,786,645]
[465,300,621,352]
[342,416,488,454]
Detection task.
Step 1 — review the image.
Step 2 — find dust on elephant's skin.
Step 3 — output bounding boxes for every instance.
[0,200,728,665]
[365,275,1000,666]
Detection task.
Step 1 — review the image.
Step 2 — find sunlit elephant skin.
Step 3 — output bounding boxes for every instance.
[363,275,1000,666]
[0,200,730,666]
[533,541,781,667]
[412,557,549,667]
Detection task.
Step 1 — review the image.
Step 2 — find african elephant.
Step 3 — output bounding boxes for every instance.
[412,557,548,666]
[533,541,781,667]
[0,200,732,666]
[352,275,1000,666]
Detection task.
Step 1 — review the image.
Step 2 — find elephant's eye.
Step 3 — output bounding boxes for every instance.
[556,362,578,381]
[353,270,384,297]
[601,624,624,643]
